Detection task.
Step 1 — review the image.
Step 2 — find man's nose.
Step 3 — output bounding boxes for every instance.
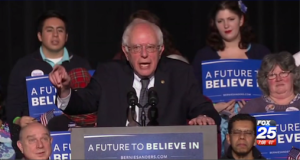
[239,133,246,139]
[36,140,44,148]
[53,30,58,37]
[141,47,148,58]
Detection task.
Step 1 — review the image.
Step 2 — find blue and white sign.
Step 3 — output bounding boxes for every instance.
[84,133,204,159]
[50,131,71,160]
[202,59,262,102]
[26,70,95,118]
[252,111,300,159]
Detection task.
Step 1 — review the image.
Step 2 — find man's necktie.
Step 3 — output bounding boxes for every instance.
[139,78,150,125]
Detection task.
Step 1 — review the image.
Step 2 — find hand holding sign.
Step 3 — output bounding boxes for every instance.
[49,65,71,98]
[18,116,37,128]
[214,99,235,113]
[237,100,246,112]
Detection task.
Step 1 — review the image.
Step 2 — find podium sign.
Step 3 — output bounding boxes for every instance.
[71,126,217,159]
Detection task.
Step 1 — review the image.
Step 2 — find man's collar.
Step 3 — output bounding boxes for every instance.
[226,146,264,159]
[134,73,154,82]
[39,46,70,62]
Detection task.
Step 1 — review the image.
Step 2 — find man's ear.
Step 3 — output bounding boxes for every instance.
[253,137,257,146]
[159,45,164,59]
[17,140,24,153]
[37,32,42,42]
[121,45,129,61]
[50,137,53,144]
[226,134,231,145]
[65,33,68,42]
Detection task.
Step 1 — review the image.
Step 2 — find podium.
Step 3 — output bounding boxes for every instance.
[71,125,218,159]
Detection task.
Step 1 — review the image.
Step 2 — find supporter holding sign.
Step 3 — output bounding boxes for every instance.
[238,51,300,159]
[192,0,271,155]
[240,51,300,113]
[5,10,91,159]
[192,0,270,115]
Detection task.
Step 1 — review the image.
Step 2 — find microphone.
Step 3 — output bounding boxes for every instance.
[127,88,138,107]
[147,87,159,126]
[126,88,141,126]
[148,87,159,106]
[147,105,159,126]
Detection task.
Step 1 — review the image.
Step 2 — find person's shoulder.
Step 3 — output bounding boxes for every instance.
[193,46,218,63]
[248,43,271,58]
[197,46,214,53]
[195,46,215,56]
[12,50,39,68]
[293,51,300,66]
[161,56,190,67]
[69,54,88,61]
[159,57,192,75]
[251,43,270,50]
[293,51,300,59]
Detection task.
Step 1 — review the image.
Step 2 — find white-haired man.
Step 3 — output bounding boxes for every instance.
[48,20,221,127]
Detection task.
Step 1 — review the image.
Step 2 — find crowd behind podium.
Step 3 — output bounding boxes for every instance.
[0,0,300,159]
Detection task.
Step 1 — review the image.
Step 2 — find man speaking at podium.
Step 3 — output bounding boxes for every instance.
[49,19,221,127]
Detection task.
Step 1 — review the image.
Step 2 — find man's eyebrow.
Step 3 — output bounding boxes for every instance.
[26,135,35,139]
[42,133,50,136]
[44,26,65,30]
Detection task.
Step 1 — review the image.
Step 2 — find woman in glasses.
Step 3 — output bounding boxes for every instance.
[240,51,300,113]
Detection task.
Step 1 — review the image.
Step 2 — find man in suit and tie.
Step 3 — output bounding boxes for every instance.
[49,19,221,127]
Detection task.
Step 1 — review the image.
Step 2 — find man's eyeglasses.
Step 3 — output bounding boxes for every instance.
[266,71,291,80]
[126,44,161,54]
[231,130,254,137]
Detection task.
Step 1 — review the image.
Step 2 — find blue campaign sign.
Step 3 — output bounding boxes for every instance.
[252,111,300,159]
[50,131,71,160]
[201,59,262,103]
[84,133,203,159]
[26,70,95,118]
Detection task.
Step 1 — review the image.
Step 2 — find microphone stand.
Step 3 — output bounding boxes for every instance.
[147,104,159,126]
[136,103,150,127]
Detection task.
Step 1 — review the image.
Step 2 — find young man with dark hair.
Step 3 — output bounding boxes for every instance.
[5,10,91,159]
[222,114,265,159]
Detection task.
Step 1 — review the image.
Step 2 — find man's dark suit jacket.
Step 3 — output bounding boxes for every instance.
[62,57,221,126]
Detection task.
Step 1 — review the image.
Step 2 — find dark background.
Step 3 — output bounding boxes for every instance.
[0,1,299,94]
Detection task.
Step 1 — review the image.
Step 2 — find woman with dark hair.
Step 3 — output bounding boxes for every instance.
[113,10,187,62]
[193,1,271,115]
[192,0,271,156]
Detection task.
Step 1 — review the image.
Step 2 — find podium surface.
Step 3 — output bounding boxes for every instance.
[71,125,217,159]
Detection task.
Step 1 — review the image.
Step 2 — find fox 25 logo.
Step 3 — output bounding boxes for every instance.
[256,120,277,146]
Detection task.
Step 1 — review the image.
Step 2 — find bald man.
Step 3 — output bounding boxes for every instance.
[17,122,52,160]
